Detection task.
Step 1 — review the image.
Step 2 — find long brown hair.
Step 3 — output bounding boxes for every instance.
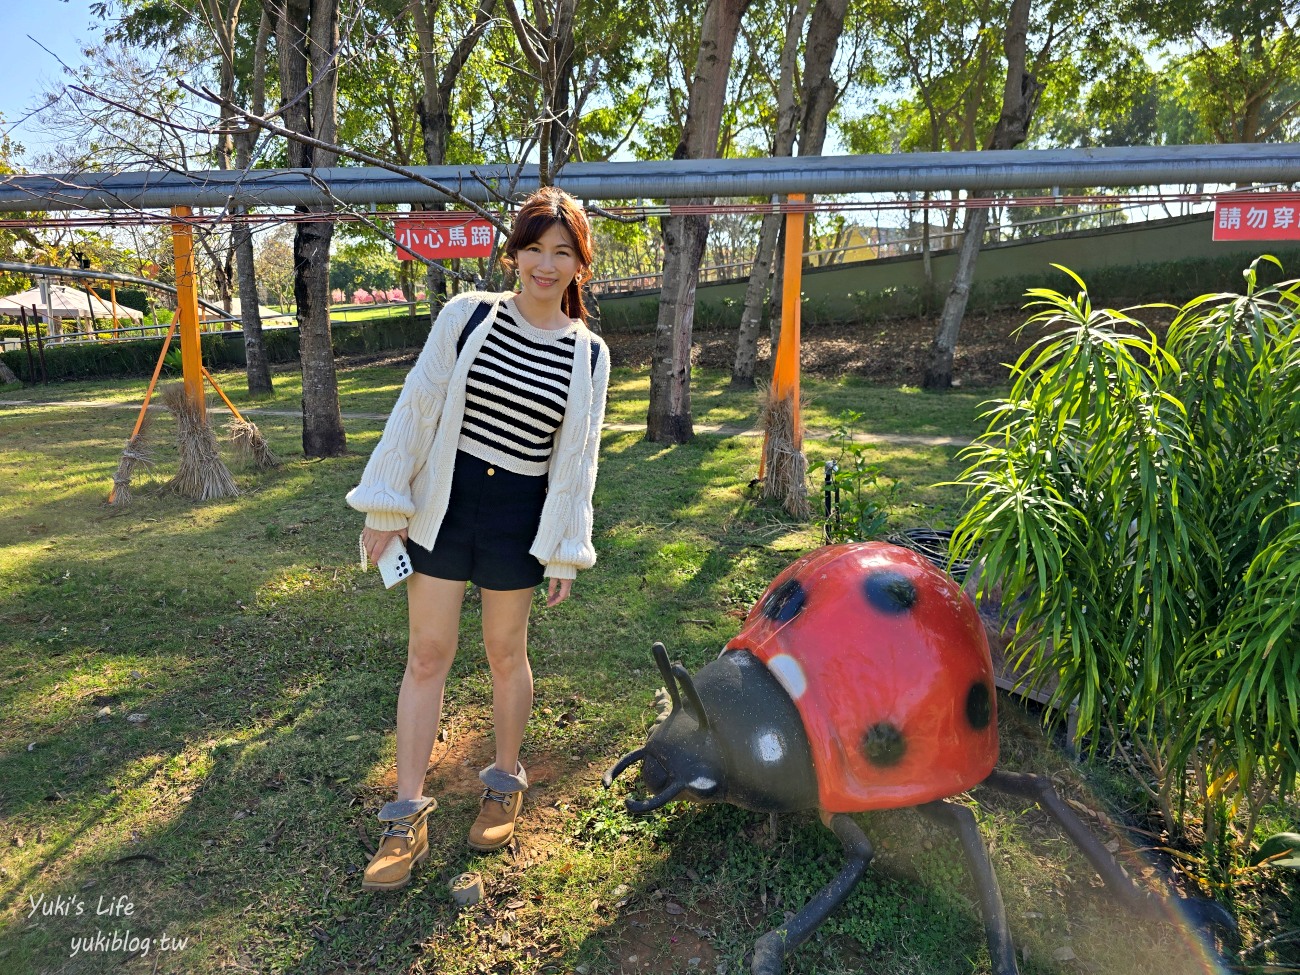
[501,187,594,323]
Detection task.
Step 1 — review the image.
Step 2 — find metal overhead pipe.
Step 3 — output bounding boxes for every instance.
[1,144,1299,212]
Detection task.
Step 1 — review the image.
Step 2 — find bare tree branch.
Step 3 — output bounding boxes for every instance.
[180,78,516,232]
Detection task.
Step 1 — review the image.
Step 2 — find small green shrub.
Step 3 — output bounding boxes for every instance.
[820,409,898,544]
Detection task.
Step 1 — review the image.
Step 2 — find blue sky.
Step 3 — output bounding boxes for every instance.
[1,0,100,161]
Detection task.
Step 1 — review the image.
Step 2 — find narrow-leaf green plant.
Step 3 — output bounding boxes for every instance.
[949,260,1300,876]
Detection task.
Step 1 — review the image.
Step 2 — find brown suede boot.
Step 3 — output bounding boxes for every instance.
[467,787,523,851]
[362,797,435,891]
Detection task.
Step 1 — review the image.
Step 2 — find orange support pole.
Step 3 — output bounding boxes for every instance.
[202,365,246,424]
[774,193,805,434]
[759,193,806,480]
[128,318,179,442]
[171,206,206,420]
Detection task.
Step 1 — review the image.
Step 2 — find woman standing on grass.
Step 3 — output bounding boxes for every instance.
[347,187,609,891]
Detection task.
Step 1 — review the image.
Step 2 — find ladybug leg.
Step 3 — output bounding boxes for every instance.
[917,800,1020,975]
[749,813,872,975]
[981,770,1236,939]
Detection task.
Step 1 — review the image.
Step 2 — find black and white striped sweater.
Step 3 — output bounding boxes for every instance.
[456,300,577,476]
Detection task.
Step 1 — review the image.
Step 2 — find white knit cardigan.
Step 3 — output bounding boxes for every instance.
[346,290,610,581]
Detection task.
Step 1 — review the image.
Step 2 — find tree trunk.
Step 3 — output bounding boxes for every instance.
[233,7,273,395]
[795,0,849,156]
[548,0,578,172]
[921,206,989,389]
[204,0,239,323]
[277,0,346,456]
[921,202,933,313]
[768,219,785,350]
[232,217,271,393]
[648,212,709,440]
[921,0,1041,391]
[296,220,344,457]
[411,0,496,300]
[731,0,811,390]
[731,211,781,389]
[759,0,847,512]
[756,0,848,367]
[647,0,753,442]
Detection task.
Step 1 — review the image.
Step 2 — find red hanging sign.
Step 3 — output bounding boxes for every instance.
[394,213,496,260]
[1213,195,1300,241]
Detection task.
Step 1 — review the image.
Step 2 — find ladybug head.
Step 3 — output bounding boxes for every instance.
[603,642,820,815]
[604,642,726,811]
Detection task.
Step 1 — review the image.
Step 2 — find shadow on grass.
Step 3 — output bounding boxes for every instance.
[0,411,844,972]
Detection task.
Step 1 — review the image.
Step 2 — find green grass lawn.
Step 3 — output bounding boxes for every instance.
[0,363,1284,975]
[0,365,993,443]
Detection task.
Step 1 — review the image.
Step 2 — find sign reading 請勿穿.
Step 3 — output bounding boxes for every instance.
[394,213,496,260]
[1213,194,1300,241]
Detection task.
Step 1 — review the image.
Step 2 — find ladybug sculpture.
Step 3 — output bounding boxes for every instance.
[604,542,1232,975]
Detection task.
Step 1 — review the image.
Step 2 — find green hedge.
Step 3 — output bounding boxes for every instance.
[109,288,152,314]
[0,308,433,383]
[962,248,1300,312]
[839,250,1300,325]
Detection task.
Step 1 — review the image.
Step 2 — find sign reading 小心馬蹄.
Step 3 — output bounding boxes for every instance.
[394,214,495,260]
[1213,195,1300,241]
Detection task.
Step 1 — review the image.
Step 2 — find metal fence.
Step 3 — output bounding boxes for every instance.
[589,194,1217,296]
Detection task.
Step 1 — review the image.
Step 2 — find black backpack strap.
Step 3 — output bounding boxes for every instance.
[455,300,494,358]
[459,298,599,375]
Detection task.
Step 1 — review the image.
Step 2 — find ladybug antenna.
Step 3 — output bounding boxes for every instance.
[671,664,711,731]
[652,641,681,712]
[625,780,686,814]
[602,747,646,788]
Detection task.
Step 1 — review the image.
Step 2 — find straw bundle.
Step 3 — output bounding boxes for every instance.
[761,391,811,518]
[108,415,156,507]
[0,360,18,385]
[199,365,279,470]
[161,385,238,500]
[228,418,280,469]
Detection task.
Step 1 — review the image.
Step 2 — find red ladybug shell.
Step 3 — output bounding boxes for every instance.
[723,542,997,813]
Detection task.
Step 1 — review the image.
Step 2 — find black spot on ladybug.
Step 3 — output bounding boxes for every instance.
[966,682,992,731]
[862,722,906,767]
[863,571,917,614]
[761,578,806,623]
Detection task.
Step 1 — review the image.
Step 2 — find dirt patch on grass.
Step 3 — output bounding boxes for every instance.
[603,897,722,974]
[366,721,591,814]
[335,310,1037,388]
[599,310,1037,388]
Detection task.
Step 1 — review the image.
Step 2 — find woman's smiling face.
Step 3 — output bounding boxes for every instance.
[513,222,582,305]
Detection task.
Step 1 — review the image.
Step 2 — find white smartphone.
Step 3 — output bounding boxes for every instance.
[361,534,414,589]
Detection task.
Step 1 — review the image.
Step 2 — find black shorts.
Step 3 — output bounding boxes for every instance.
[407,451,548,591]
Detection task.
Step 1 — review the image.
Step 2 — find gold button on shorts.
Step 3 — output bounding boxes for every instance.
[487,467,496,476]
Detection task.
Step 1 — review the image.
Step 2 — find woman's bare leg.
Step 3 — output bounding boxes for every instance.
[480,587,536,776]
[395,574,466,802]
